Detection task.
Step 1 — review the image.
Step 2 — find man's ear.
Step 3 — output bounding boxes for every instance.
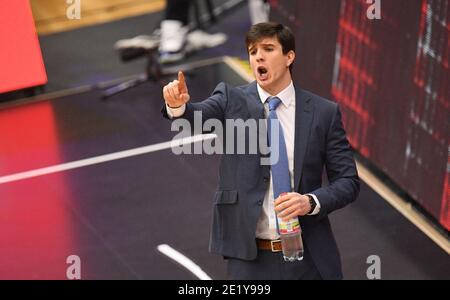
[286,50,295,67]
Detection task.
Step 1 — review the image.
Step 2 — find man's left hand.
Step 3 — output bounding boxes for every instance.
[274,192,311,221]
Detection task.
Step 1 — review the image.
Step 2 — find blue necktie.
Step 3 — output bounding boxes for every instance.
[267,97,291,199]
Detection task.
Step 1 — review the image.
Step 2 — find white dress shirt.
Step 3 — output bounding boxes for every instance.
[165,81,320,240]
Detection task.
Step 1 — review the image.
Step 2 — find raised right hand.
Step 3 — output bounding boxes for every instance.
[162,71,190,108]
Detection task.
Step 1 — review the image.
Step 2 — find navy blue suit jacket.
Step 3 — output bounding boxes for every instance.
[162,81,360,279]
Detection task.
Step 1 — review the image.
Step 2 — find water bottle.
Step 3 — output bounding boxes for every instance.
[277,216,304,262]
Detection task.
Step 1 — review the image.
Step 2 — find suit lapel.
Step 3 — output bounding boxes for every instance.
[245,81,265,119]
[294,88,314,192]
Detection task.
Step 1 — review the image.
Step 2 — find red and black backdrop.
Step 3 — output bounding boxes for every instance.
[270,0,449,231]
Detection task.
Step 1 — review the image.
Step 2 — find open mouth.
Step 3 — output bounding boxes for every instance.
[257,66,269,80]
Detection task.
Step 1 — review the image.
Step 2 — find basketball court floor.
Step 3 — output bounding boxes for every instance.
[1,57,448,279]
[0,0,448,280]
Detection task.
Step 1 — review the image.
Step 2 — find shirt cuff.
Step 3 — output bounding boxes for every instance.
[306,193,321,215]
[166,103,186,118]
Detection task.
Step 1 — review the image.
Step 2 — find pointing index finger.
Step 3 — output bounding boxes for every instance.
[178,71,186,90]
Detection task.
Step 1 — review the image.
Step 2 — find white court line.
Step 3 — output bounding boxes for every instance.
[0,134,217,185]
[157,244,212,280]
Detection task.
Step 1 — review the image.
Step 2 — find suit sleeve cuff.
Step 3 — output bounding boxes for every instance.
[166,103,186,118]
[306,193,321,215]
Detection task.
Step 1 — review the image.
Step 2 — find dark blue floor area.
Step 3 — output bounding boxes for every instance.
[0,61,448,279]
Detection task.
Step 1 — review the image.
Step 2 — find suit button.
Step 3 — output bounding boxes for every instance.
[258,200,263,206]
[263,176,269,183]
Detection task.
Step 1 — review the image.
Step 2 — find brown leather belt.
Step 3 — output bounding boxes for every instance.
[256,239,282,252]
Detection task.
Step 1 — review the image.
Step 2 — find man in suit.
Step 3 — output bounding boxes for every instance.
[162,22,360,280]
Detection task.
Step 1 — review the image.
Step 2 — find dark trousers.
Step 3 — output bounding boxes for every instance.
[165,0,192,25]
[226,248,322,280]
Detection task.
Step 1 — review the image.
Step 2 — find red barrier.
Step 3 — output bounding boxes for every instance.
[0,0,47,94]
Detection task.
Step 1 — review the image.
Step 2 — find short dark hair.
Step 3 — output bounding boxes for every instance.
[245,22,296,72]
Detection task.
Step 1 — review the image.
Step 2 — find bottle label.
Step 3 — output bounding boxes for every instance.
[277,217,300,234]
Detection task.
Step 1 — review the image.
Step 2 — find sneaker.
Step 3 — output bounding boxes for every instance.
[159,20,188,64]
[114,30,161,61]
[114,33,160,50]
[186,30,228,52]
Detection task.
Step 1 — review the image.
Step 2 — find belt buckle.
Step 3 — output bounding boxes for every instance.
[271,239,281,252]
